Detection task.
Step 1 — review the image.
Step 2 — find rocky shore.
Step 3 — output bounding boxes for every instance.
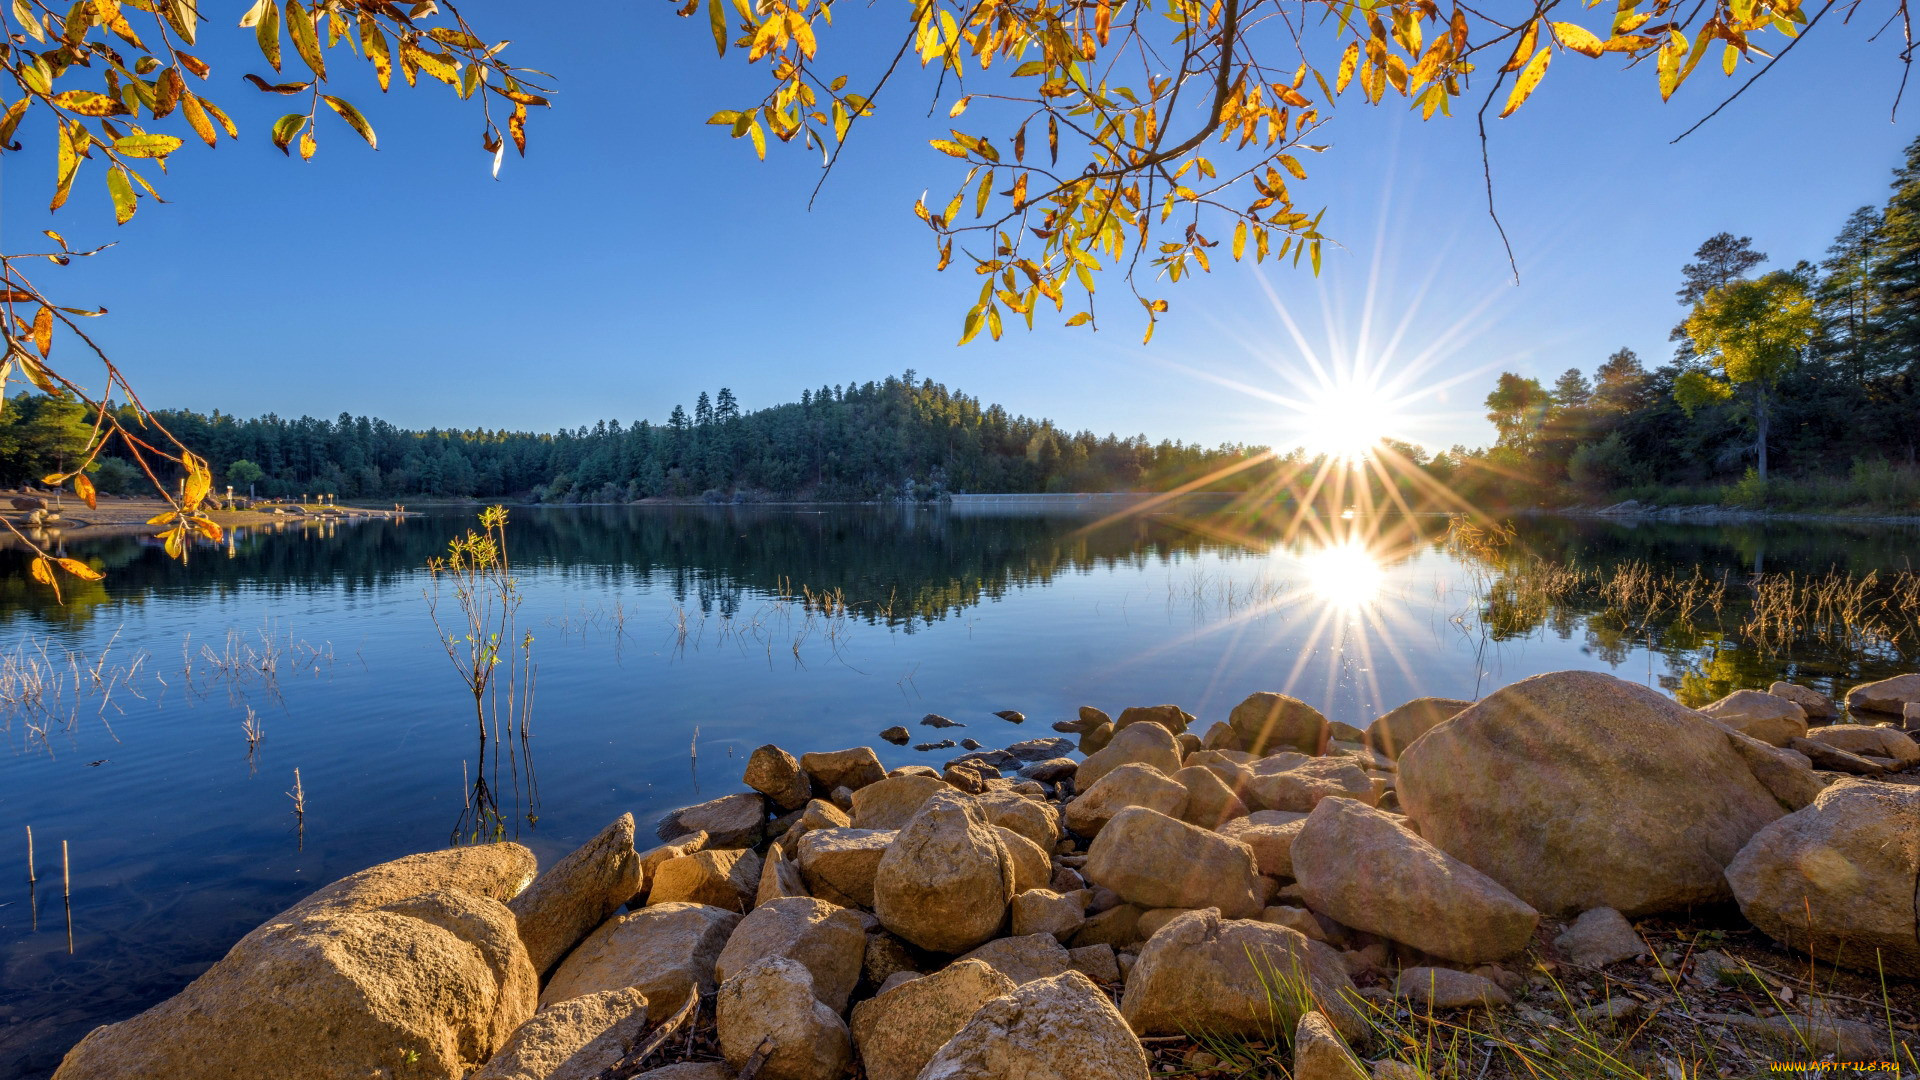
[49,670,1920,1079]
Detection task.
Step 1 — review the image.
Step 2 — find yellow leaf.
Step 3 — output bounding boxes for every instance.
[107,167,136,225]
[57,557,103,581]
[184,456,212,508]
[1336,41,1360,93]
[30,556,60,600]
[748,119,766,160]
[1552,21,1605,57]
[1065,312,1092,326]
[1499,47,1550,117]
[1232,221,1246,260]
[949,95,971,118]
[1722,42,1738,75]
[929,138,970,158]
[1503,20,1539,72]
[74,473,96,510]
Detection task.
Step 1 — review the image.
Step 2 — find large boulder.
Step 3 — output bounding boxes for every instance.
[1769,681,1838,721]
[1803,724,1920,768]
[1074,722,1183,791]
[1697,689,1807,747]
[1228,692,1331,755]
[800,747,887,792]
[1292,797,1537,963]
[1063,762,1187,836]
[1120,909,1361,1040]
[973,789,1062,850]
[873,791,1015,953]
[793,828,894,908]
[647,848,761,913]
[714,896,867,1013]
[1245,755,1376,813]
[509,815,642,978]
[1397,670,1785,916]
[1216,810,1307,878]
[849,959,1016,1080]
[744,745,813,811]
[1364,697,1472,759]
[1725,780,1920,977]
[54,847,537,1080]
[1114,704,1194,735]
[541,902,741,1012]
[1845,673,1920,717]
[469,988,649,1080]
[1083,806,1264,918]
[715,957,850,1080]
[919,970,1150,1080]
[850,773,948,830]
[657,793,766,849]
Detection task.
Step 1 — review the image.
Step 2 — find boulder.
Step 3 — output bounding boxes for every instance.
[1725,779,1920,977]
[1064,762,1187,836]
[1120,909,1362,1040]
[942,760,1000,794]
[1259,905,1329,942]
[863,930,919,986]
[1788,736,1888,775]
[1078,722,1114,755]
[994,826,1051,894]
[715,957,850,1080]
[1552,908,1645,969]
[1011,888,1087,941]
[744,745,813,811]
[786,799,850,847]
[873,791,1015,953]
[1724,731,1827,811]
[542,902,741,1012]
[1845,672,1920,717]
[1084,807,1264,918]
[1018,757,1077,783]
[1229,692,1331,755]
[469,988,648,1080]
[849,959,1016,1080]
[647,848,761,913]
[1069,903,1145,950]
[635,833,707,904]
[1114,704,1194,735]
[1394,967,1511,1009]
[1074,722,1183,791]
[1067,942,1121,983]
[1291,798,1537,964]
[1200,721,1244,752]
[713,897,866,1013]
[1216,810,1308,878]
[1245,756,1377,813]
[1004,736,1072,760]
[919,970,1150,1080]
[53,847,537,1080]
[794,828,894,908]
[800,747,887,792]
[1396,670,1785,916]
[1175,765,1248,828]
[1697,689,1807,747]
[1803,724,1920,768]
[849,773,948,830]
[974,789,1062,850]
[657,793,766,849]
[509,814,642,977]
[1293,1010,1369,1080]
[755,845,809,907]
[881,725,911,745]
[1364,697,1472,759]
[1769,681,1838,721]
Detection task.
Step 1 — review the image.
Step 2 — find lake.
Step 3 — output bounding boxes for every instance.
[2,502,1917,1078]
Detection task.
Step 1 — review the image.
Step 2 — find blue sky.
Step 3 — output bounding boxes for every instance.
[3,3,1915,452]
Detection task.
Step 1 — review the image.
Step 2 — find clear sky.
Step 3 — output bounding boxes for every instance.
[3,3,1915,453]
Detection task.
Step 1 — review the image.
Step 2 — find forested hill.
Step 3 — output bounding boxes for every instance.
[4,372,1268,502]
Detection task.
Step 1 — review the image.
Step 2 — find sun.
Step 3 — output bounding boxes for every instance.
[1299,537,1386,608]
[1295,378,1402,463]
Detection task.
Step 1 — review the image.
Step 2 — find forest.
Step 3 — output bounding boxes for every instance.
[0,373,1270,502]
[1446,135,1920,512]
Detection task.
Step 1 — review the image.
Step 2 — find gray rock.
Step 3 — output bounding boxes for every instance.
[1120,909,1363,1040]
[1768,681,1837,721]
[1229,691,1331,755]
[1553,908,1645,968]
[714,896,866,1013]
[542,902,741,1013]
[469,988,649,1080]
[509,814,642,977]
[1245,756,1376,813]
[1700,1011,1889,1060]
[1804,724,1920,768]
[1293,1009,1369,1080]
[744,745,813,812]
[1068,903,1145,950]
[1844,672,1920,717]
[1084,806,1264,918]
[715,957,849,1080]
[1394,967,1511,1009]
[794,827,894,908]
[881,725,911,744]
[1787,736,1888,775]
[922,713,966,728]
[955,933,1072,984]
[1005,737,1072,760]
[632,1065,736,1080]
[863,930,920,987]
[1017,757,1078,782]
[1011,888,1087,941]
[996,710,1026,723]
[918,970,1150,1080]
[657,793,766,849]
[755,844,809,907]
[1216,810,1308,878]
[1697,690,1807,747]
[873,791,1015,953]
[1724,731,1826,811]
[849,959,1015,1080]
[1067,943,1120,983]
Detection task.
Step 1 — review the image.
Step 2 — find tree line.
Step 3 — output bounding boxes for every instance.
[0,372,1270,502]
[1445,135,1920,510]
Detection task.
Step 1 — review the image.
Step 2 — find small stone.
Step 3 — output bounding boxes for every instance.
[1005,737,1074,761]
[1067,942,1121,983]
[1217,810,1308,878]
[1114,704,1195,735]
[716,956,850,1080]
[914,740,956,752]
[880,725,911,744]
[1787,736,1887,775]
[863,930,919,986]
[830,785,855,811]
[1553,908,1646,969]
[1394,967,1512,1010]
[1019,757,1078,783]
[922,713,966,728]
[996,710,1027,723]
[1078,722,1114,755]
[1229,691,1331,755]
[943,760,999,794]
[1768,681,1838,721]
[1068,903,1144,950]
[744,744,812,811]
[1065,762,1187,836]
[974,790,1062,851]
[1075,722,1182,790]
[1012,888,1088,940]
[1260,904,1328,942]
[1293,1009,1369,1080]
[960,737,983,750]
[1575,997,1642,1029]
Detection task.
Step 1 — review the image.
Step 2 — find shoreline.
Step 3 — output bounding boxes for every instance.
[1545,501,1920,526]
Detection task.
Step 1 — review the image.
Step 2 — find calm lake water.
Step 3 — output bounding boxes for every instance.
[2,503,1917,1077]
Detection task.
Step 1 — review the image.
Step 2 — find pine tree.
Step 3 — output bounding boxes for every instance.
[1815,206,1886,385]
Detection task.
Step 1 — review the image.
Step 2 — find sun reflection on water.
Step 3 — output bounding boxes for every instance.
[1298,537,1386,609]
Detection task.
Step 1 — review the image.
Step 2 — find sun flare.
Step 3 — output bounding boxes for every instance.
[1295,379,1403,463]
[1299,537,1385,608]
